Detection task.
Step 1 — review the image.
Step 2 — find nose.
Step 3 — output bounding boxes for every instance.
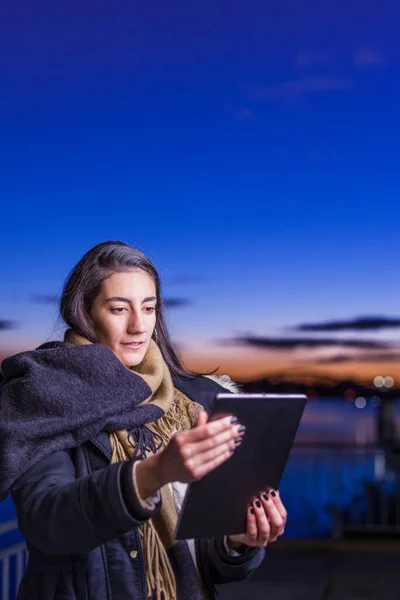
[127,312,146,334]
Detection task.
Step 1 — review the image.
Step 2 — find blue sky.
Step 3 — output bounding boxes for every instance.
[1,0,400,380]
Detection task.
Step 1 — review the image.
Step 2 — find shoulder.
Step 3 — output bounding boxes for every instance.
[203,374,240,394]
[172,373,240,414]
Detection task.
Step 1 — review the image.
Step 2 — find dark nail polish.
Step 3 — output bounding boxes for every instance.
[230,447,236,454]
[250,508,255,515]
[230,416,238,423]
[255,499,261,508]
[238,425,246,434]
[262,492,269,501]
[234,436,243,444]
[271,490,276,497]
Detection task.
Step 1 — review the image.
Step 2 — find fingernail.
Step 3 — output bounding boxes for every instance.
[230,416,238,423]
[238,425,246,434]
[230,447,236,454]
[255,500,261,508]
[234,436,243,444]
[262,492,269,501]
[271,490,276,497]
[250,508,255,514]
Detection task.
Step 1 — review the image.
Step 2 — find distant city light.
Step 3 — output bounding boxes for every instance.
[355,397,367,409]
[373,375,395,389]
[344,388,356,400]
[384,376,394,388]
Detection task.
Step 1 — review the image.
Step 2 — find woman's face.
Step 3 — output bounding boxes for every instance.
[90,269,157,367]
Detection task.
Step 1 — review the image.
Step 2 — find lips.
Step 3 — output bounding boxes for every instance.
[122,341,145,349]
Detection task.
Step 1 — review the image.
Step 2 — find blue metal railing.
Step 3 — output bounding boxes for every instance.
[0,521,27,600]
[279,444,400,538]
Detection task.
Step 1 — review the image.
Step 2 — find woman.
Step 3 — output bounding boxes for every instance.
[0,241,287,600]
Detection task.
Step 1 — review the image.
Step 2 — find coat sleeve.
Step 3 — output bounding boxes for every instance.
[11,449,160,555]
[196,537,265,587]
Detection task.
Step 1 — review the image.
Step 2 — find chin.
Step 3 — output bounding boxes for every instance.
[121,349,147,368]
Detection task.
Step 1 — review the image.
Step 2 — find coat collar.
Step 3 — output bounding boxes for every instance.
[89,431,112,460]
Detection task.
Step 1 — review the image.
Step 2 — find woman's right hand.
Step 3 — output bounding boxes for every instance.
[135,411,244,499]
[157,411,244,485]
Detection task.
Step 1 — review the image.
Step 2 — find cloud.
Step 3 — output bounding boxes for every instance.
[0,320,17,331]
[163,298,191,308]
[354,49,383,67]
[315,352,400,364]
[314,354,355,364]
[292,316,400,332]
[295,52,332,68]
[222,335,391,350]
[250,76,352,102]
[32,294,191,309]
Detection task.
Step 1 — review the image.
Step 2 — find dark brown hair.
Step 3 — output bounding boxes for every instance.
[60,240,198,378]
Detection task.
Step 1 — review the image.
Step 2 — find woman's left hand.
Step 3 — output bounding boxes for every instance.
[226,489,287,550]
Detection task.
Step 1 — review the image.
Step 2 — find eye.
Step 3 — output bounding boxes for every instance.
[144,306,156,314]
[110,307,128,314]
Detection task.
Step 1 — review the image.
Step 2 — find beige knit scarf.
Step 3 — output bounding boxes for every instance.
[65,330,203,600]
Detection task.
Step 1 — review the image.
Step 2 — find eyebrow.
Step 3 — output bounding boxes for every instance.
[105,296,157,304]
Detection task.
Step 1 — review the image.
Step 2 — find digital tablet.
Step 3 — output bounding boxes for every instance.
[174,393,307,540]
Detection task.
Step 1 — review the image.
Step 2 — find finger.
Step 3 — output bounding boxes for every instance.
[268,489,287,524]
[196,410,209,427]
[189,446,235,480]
[184,423,244,457]
[182,415,240,443]
[244,505,259,546]
[260,493,284,540]
[175,420,243,460]
[186,431,243,470]
[253,499,270,546]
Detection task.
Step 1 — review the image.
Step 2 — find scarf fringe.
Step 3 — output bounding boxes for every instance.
[140,522,176,600]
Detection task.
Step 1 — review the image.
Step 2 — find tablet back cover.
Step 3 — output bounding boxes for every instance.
[174,393,307,540]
